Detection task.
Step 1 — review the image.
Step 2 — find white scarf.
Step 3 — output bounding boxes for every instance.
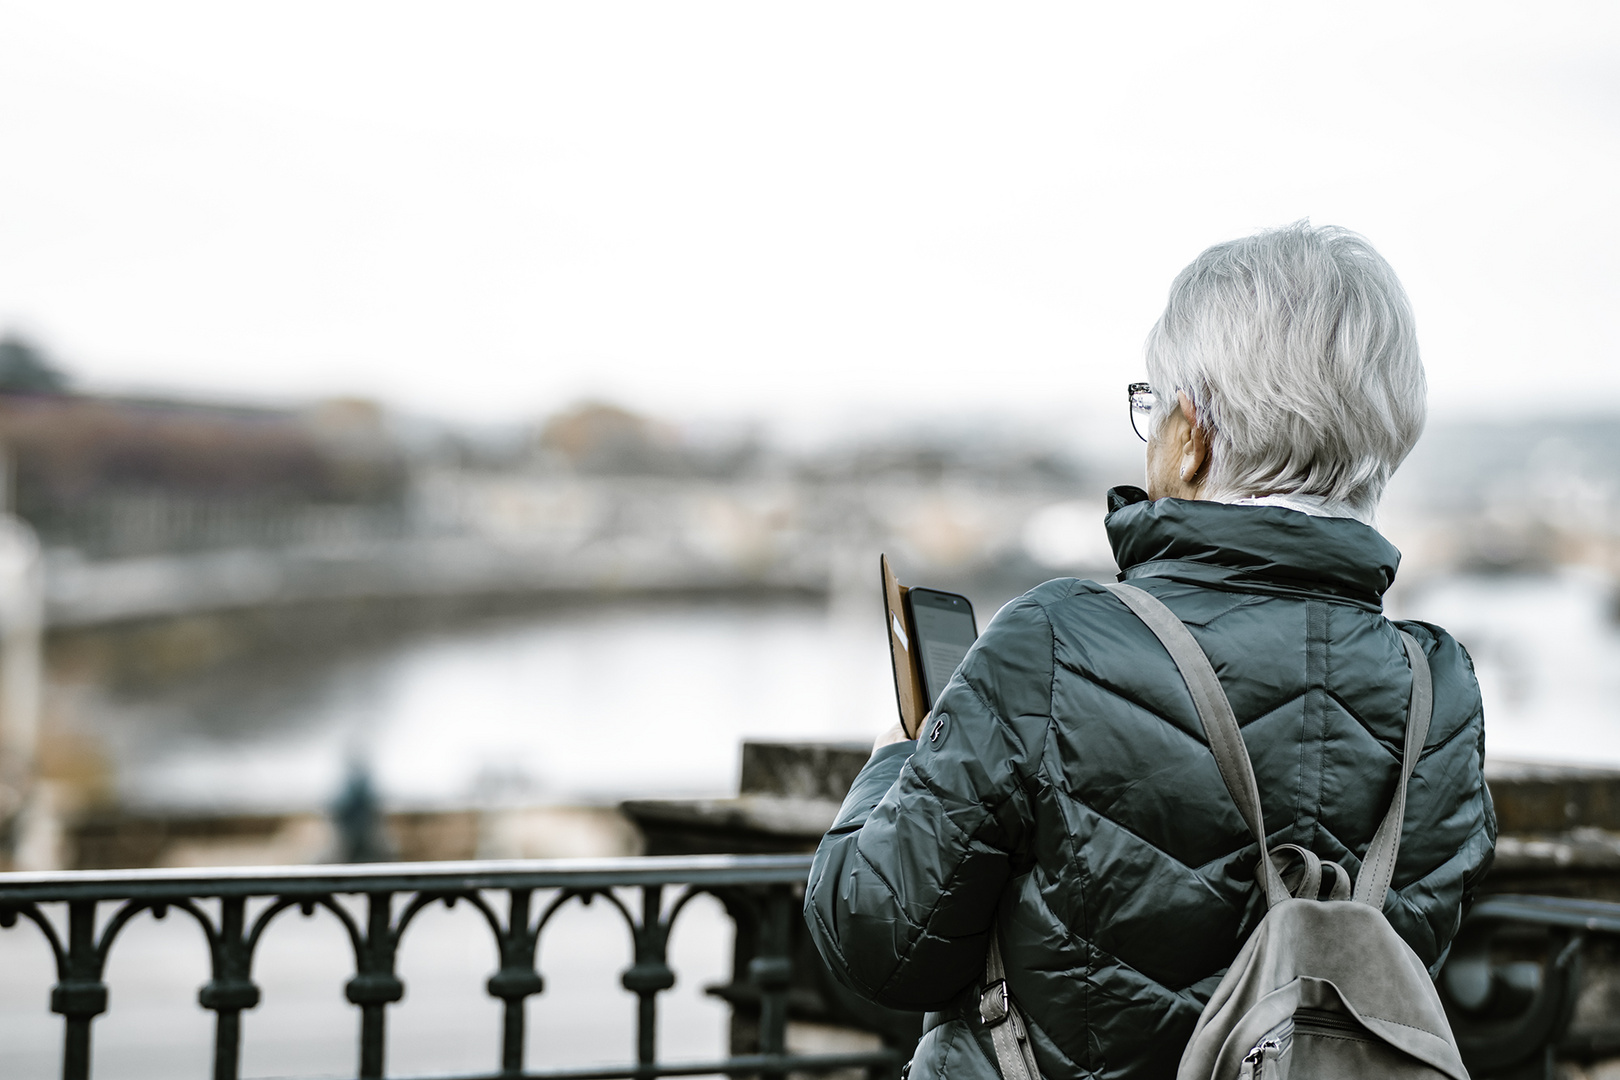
[1226,492,1377,529]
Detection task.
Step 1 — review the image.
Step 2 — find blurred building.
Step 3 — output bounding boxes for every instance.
[0,393,405,559]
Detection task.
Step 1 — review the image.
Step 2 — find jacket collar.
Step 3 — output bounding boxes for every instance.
[1103,486,1400,611]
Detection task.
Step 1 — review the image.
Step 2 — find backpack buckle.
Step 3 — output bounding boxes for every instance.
[978,978,1010,1026]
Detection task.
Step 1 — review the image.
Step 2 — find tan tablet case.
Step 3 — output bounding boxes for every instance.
[881,553,927,739]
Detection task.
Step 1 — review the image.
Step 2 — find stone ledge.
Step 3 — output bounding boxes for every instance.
[1495,829,1620,872]
[620,795,841,856]
[1488,760,1620,835]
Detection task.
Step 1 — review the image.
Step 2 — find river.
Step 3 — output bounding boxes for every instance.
[78,569,1620,817]
[77,596,907,813]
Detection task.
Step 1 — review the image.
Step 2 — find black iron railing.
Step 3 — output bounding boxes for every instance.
[0,854,899,1080]
[1443,894,1620,1079]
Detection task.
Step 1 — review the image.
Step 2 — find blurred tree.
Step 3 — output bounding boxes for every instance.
[0,336,68,394]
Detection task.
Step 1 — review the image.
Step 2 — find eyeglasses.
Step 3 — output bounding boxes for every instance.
[1128,382,1157,442]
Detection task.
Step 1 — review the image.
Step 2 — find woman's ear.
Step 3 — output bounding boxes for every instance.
[1177,391,1211,483]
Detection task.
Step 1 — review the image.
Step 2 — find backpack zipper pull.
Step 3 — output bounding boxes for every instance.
[1242,1037,1280,1068]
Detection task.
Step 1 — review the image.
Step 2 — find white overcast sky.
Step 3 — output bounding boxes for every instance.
[1,3,1617,430]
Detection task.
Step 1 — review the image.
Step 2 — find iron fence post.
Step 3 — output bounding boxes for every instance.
[199,895,260,1080]
[51,899,106,1080]
[622,885,675,1075]
[346,890,405,1079]
[487,887,544,1076]
[750,884,793,1080]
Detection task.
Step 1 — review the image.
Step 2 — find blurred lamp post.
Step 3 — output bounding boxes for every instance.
[0,448,47,869]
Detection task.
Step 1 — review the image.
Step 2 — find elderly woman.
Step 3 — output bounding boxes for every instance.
[805,223,1495,1079]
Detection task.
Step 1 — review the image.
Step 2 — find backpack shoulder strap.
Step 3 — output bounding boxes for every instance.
[1104,583,1291,908]
[1352,629,1433,907]
[980,931,1044,1080]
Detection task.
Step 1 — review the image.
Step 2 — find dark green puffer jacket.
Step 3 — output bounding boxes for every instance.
[805,487,1496,1080]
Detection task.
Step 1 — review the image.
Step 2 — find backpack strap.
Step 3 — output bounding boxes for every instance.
[1105,584,1433,912]
[1351,630,1433,907]
[1104,583,1291,909]
[980,931,1044,1080]
[1269,843,1353,901]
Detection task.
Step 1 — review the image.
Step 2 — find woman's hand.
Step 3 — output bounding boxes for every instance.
[873,712,926,752]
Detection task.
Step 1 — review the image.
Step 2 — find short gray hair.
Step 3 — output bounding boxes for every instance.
[1144,221,1426,515]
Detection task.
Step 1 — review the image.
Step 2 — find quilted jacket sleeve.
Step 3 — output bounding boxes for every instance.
[804,591,1056,1011]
